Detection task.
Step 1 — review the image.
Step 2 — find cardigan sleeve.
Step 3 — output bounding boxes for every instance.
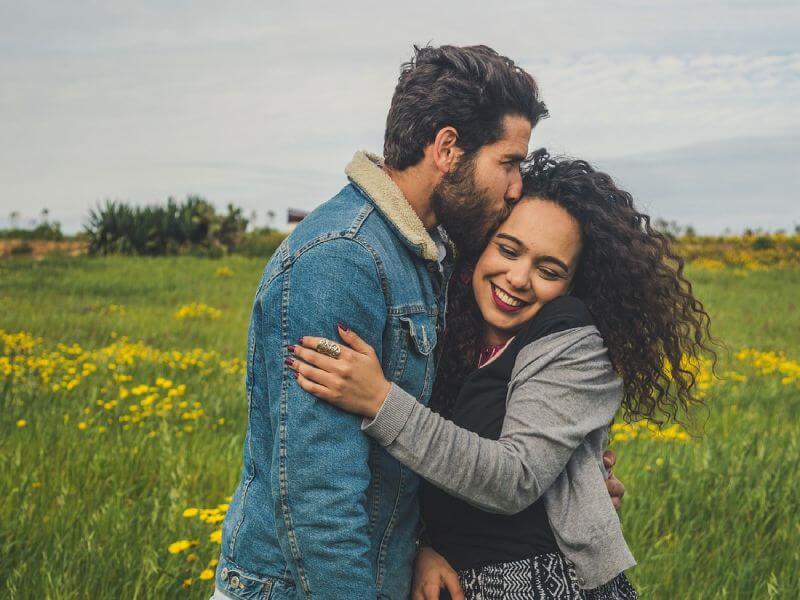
[361,326,623,515]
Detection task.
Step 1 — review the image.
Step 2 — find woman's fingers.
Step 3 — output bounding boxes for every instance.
[336,324,376,355]
[290,338,351,375]
[294,372,337,402]
[603,449,617,469]
[287,358,341,398]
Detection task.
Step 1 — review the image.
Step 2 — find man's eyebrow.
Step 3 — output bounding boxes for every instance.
[502,153,527,162]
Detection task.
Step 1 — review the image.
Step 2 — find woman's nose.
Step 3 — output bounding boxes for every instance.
[505,268,531,291]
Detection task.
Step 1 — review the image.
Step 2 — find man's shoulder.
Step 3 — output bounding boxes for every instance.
[281,183,416,272]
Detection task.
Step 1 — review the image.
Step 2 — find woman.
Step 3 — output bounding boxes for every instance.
[286,150,713,599]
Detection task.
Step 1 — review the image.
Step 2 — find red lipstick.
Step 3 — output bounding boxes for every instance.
[491,283,526,313]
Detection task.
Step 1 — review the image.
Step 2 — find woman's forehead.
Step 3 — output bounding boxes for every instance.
[499,199,582,260]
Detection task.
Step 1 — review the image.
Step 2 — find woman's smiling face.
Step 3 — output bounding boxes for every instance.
[472,197,583,345]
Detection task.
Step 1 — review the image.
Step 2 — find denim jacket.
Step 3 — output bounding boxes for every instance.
[216,151,455,600]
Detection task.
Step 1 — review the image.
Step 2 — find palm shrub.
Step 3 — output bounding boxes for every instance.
[85,197,248,256]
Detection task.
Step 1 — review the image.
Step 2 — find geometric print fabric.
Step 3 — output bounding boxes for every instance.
[458,553,637,600]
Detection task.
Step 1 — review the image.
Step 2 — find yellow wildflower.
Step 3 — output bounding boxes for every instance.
[167,539,196,554]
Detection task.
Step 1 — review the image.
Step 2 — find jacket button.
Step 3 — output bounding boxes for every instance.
[220,568,229,580]
[578,576,586,586]
[229,575,240,588]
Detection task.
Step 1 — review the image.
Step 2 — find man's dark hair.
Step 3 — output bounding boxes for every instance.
[383,45,548,170]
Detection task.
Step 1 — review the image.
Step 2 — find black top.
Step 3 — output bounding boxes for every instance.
[420,295,594,571]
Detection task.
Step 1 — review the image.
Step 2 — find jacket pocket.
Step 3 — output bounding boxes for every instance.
[397,312,438,402]
[399,313,437,356]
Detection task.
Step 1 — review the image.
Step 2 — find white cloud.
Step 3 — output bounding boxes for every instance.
[529,52,800,157]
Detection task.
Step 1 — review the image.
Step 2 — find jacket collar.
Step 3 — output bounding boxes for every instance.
[345,151,443,262]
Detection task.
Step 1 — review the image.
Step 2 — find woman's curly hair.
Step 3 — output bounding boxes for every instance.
[431,149,716,424]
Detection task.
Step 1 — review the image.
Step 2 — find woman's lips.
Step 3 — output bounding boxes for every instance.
[491,283,526,313]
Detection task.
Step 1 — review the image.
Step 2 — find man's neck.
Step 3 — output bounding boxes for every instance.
[384,165,438,231]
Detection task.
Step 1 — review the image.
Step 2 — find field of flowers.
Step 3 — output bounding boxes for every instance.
[1,249,799,598]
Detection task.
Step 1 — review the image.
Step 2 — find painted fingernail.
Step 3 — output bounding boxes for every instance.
[293,371,299,379]
[337,322,349,332]
[287,345,296,353]
[298,337,304,345]
[284,357,294,366]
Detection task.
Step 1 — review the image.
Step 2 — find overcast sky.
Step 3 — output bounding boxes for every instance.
[1,1,798,233]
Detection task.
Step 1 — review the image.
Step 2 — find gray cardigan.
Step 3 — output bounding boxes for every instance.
[362,326,636,589]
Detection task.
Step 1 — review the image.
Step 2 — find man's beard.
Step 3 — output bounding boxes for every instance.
[431,155,510,261]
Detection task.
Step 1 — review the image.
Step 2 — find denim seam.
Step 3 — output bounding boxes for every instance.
[387,305,438,317]
[228,443,256,557]
[375,461,406,591]
[228,325,259,557]
[278,263,312,598]
[346,203,373,237]
[366,441,382,537]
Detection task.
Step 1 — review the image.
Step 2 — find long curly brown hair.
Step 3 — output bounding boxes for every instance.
[431,149,716,424]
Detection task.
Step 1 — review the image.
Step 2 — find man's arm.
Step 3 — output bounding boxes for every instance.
[268,238,386,598]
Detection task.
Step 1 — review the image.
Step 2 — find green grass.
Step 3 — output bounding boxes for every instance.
[1,257,798,598]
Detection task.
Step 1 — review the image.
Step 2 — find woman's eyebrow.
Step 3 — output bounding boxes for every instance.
[496,232,525,246]
[538,255,570,272]
[496,233,570,271]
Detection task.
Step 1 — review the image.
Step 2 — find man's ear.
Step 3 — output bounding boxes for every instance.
[431,126,462,175]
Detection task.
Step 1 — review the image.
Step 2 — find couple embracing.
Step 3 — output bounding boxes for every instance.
[213,45,711,600]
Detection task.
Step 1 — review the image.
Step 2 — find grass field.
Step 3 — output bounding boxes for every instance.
[1,256,799,598]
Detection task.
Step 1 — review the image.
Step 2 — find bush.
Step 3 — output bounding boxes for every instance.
[0,223,64,241]
[752,236,775,250]
[10,241,33,255]
[85,197,248,256]
[235,229,287,259]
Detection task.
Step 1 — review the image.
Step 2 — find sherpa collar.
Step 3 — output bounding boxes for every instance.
[345,151,440,262]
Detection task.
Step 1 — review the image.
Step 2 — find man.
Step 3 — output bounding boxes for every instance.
[215,45,624,600]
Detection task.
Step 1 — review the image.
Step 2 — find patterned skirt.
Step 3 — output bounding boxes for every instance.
[457,553,637,600]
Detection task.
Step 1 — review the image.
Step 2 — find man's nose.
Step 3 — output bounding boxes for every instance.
[505,169,523,202]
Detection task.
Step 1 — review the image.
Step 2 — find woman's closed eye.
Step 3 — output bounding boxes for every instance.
[497,243,518,258]
[538,267,563,280]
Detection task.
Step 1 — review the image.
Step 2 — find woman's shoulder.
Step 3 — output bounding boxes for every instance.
[518,296,594,346]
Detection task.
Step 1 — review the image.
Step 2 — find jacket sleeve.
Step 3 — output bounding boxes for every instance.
[361,327,622,515]
[269,238,385,598]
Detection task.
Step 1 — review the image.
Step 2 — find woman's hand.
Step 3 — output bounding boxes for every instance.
[287,324,391,419]
[603,450,625,511]
[412,546,464,600]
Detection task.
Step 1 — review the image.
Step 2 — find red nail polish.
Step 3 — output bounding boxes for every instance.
[284,357,294,366]
[288,345,296,353]
[293,371,299,379]
[298,337,304,345]
[337,322,349,332]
